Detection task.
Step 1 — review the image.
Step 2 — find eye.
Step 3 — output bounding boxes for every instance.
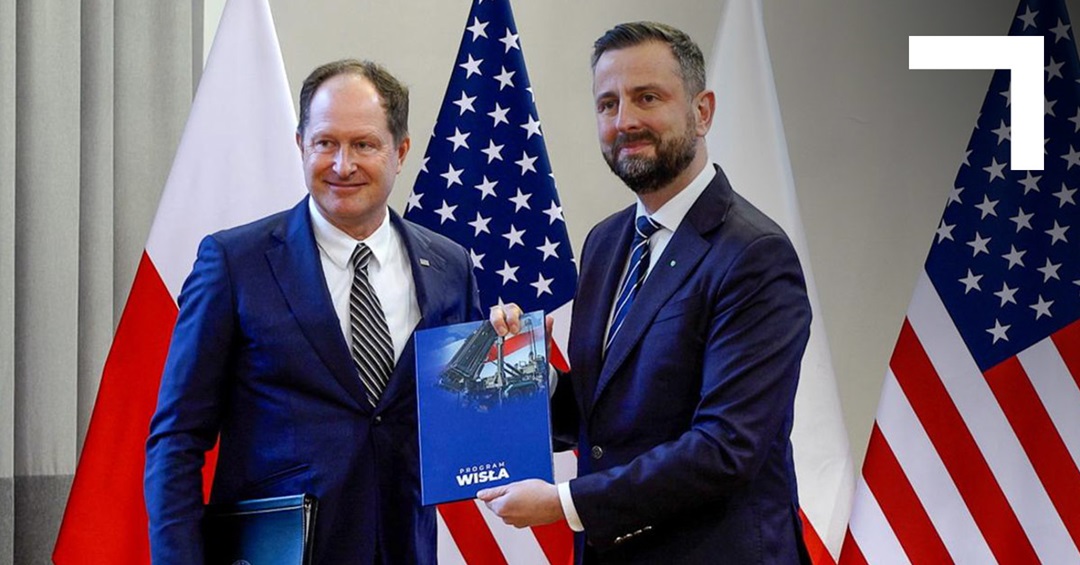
[313,139,335,151]
[640,93,660,104]
[597,99,617,114]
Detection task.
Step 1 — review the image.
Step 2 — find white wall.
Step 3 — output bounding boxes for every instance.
[204,0,1071,468]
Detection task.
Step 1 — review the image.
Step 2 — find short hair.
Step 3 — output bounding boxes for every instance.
[591,21,706,97]
[296,59,410,145]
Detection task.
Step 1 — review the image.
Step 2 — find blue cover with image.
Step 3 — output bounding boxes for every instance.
[414,310,554,505]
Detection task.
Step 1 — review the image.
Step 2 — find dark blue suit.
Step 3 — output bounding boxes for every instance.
[145,197,482,564]
[557,167,812,564]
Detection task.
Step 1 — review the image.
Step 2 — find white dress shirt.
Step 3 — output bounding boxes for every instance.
[559,164,717,532]
[308,198,421,363]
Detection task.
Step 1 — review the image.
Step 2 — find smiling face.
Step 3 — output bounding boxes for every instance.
[592,40,712,196]
[297,73,411,239]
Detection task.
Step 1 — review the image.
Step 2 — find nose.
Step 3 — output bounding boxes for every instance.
[333,146,356,177]
[615,103,642,133]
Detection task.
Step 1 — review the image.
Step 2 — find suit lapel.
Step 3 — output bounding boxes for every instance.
[377,211,446,405]
[592,167,734,408]
[573,207,634,421]
[265,198,370,411]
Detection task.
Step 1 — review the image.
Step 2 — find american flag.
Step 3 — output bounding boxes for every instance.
[840,0,1080,563]
[404,0,577,563]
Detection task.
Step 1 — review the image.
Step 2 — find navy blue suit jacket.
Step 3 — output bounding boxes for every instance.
[556,166,812,564]
[145,197,482,564]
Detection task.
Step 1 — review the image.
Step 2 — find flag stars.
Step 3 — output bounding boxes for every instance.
[1000,87,1011,107]
[962,149,972,167]
[521,115,542,139]
[1030,295,1054,320]
[1002,245,1026,269]
[406,191,423,212]
[496,261,519,284]
[466,17,489,41]
[503,225,526,248]
[499,28,520,52]
[469,249,485,270]
[1017,6,1038,30]
[420,156,430,173]
[936,220,955,243]
[481,139,505,163]
[1046,97,1058,117]
[983,157,1007,182]
[1010,207,1033,232]
[1070,108,1080,132]
[543,201,565,224]
[1046,57,1064,81]
[991,120,1010,144]
[947,186,964,206]
[488,103,510,127]
[1062,145,1080,169]
[440,163,464,187]
[1046,220,1069,244]
[509,188,532,211]
[446,127,470,151]
[1050,18,1072,42]
[494,66,516,90]
[452,91,477,115]
[516,151,538,174]
[1018,171,1041,194]
[537,237,560,261]
[1053,183,1077,207]
[1037,258,1062,282]
[474,176,498,200]
[994,282,1018,307]
[967,232,991,256]
[987,319,1011,343]
[468,212,492,236]
[530,273,553,297]
[435,200,458,224]
[975,195,999,219]
[959,269,983,294]
[459,54,483,78]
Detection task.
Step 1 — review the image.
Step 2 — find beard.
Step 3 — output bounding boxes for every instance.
[602,119,698,194]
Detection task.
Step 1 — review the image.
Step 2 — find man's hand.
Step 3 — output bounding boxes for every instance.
[489,303,555,341]
[476,479,565,528]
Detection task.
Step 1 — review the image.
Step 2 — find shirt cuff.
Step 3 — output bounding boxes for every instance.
[557,481,584,532]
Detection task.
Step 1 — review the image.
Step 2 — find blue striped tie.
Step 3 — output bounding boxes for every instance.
[606,215,662,349]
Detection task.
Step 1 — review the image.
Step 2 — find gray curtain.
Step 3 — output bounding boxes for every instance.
[1,1,196,563]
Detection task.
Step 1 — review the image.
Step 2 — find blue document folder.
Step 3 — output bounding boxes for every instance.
[203,493,316,565]
[415,311,554,505]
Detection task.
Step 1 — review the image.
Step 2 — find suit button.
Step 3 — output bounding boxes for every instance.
[591,446,603,460]
[373,415,383,425]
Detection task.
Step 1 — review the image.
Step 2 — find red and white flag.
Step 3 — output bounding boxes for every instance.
[706,1,855,562]
[841,0,1080,562]
[53,0,303,562]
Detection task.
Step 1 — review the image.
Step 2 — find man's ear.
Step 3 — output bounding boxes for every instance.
[396,136,412,173]
[295,131,303,153]
[695,89,716,137]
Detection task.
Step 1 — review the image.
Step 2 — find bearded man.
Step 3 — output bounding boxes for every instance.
[479,21,814,565]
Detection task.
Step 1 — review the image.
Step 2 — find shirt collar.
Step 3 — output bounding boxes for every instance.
[308,197,394,270]
[635,164,715,231]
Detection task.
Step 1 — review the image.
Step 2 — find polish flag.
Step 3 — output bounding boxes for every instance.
[53,0,304,562]
[706,1,855,562]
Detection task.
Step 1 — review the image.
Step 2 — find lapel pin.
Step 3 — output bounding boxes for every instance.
[420,258,431,267]
[669,260,676,267]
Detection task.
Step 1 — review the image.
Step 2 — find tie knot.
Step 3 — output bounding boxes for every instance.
[351,243,373,272]
[635,215,661,240]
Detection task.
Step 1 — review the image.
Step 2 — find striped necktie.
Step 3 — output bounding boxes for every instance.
[606,215,662,349]
[349,243,394,407]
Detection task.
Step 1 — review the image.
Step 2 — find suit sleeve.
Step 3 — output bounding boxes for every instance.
[145,235,236,564]
[568,233,811,546]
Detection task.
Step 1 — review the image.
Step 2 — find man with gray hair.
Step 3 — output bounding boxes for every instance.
[481,22,813,564]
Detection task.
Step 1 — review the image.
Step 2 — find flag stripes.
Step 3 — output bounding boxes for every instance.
[861,425,950,565]
[985,356,1080,547]
[844,273,1080,563]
